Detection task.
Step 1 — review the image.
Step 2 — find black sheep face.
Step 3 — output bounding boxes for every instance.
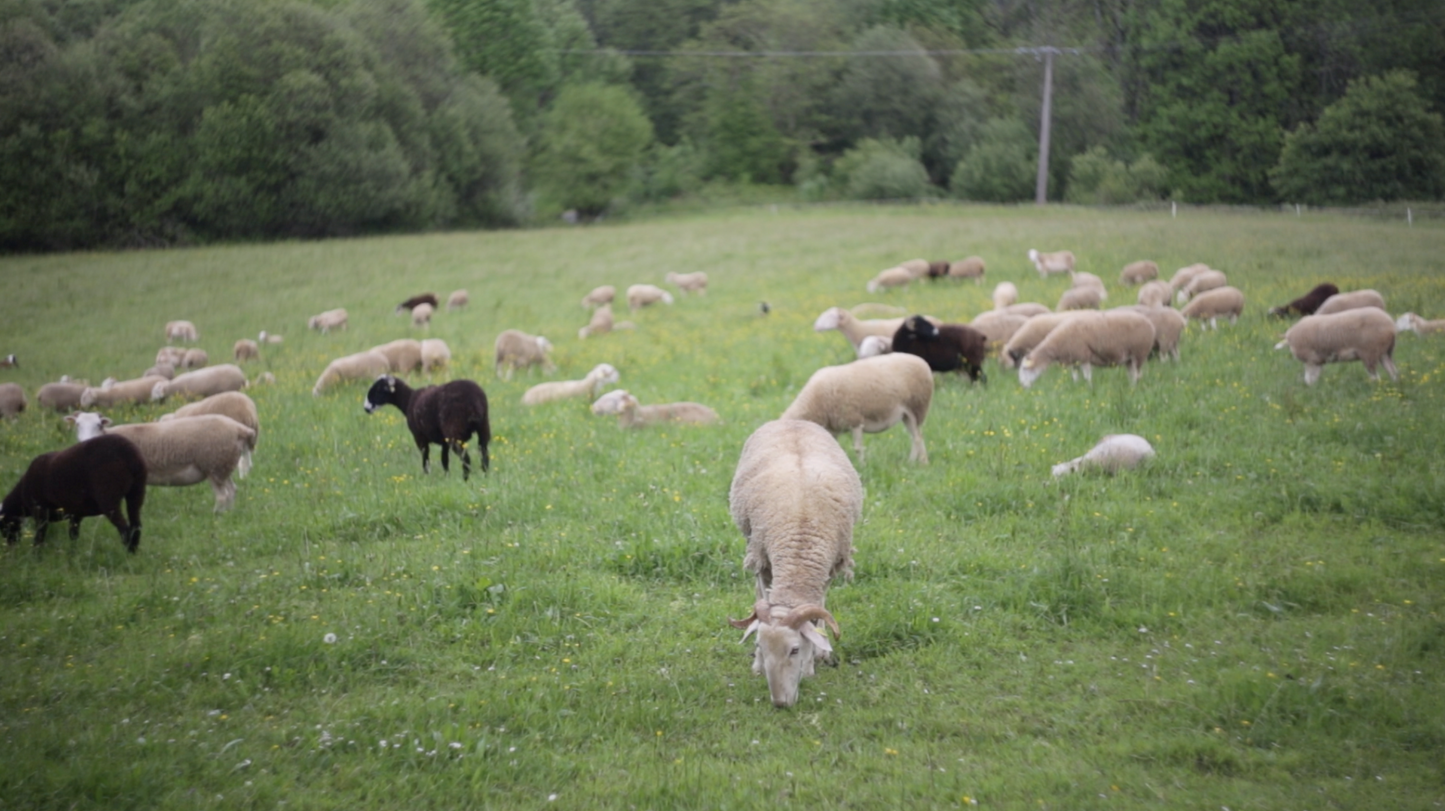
[363,375,398,414]
[906,315,939,340]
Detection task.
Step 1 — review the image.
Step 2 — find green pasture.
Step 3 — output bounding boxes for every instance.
[0,204,1442,809]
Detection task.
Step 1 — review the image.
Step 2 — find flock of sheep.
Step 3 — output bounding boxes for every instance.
[0,245,1436,709]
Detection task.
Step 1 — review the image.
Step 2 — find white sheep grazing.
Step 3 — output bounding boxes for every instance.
[308,308,349,334]
[446,289,469,310]
[577,305,636,339]
[1395,312,1445,335]
[856,335,892,358]
[726,418,863,708]
[999,312,1082,369]
[1169,263,1212,291]
[143,363,175,380]
[1052,434,1155,478]
[1121,305,1186,362]
[71,411,255,512]
[522,363,620,406]
[158,391,260,476]
[312,350,391,396]
[1175,269,1228,304]
[370,339,424,373]
[1180,286,1245,329]
[1275,308,1399,385]
[1137,280,1172,308]
[156,346,187,368]
[945,256,986,282]
[1018,310,1155,388]
[79,376,168,408]
[1028,249,1075,277]
[627,284,674,311]
[421,339,451,372]
[165,320,198,342]
[814,307,906,353]
[0,383,25,418]
[580,285,615,308]
[664,271,708,295]
[592,391,720,428]
[898,258,931,278]
[1314,289,1386,316]
[233,339,259,362]
[259,331,283,344]
[780,353,933,464]
[992,281,1019,310]
[410,302,434,328]
[1120,260,1159,285]
[152,364,247,402]
[180,348,208,369]
[494,330,556,377]
[968,310,1029,348]
[866,266,913,293]
[1070,271,1108,297]
[1056,285,1104,312]
[38,382,87,412]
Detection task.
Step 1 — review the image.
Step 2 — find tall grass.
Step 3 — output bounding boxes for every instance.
[1,205,1442,809]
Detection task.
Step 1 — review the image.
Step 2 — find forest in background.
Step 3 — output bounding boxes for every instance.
[2,0,1443,250]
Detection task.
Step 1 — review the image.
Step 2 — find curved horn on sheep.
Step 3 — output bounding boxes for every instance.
[728,598,772,640]
[781,604,840,638]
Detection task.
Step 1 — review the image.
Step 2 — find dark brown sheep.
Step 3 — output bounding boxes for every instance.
[1269,283,1339,318]
[364,375,491,480]
[891,315,988,383]
[1,433,147,551]
[395,293,439,314]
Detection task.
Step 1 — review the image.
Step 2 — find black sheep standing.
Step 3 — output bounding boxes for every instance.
[364,375,491,480]
[891,315,988,383]
[1,434,147,551]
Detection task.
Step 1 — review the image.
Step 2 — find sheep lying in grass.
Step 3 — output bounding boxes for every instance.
[866,266,913,293]
[494,330,556,377]
[1314,289,1386,316]
[1180,286,1245,329]
[665,271,708,295]
[0,383,25,417]
[1275,308,1398,385]
[1028,249,1075,277]
[627,284,674,311]
[396,293,438,314]
[1052,434,1155,477]
[1137,280,1172,308]
[1395,312,1445,335]
[165,320,198,342]
[313,350,391,396]
[2,430,146,551]
[421,339,451,372]
[152,364,247,402]
[590,390,720,427]
[71,411,255,513]
[581,285,615,308]
[446,290,469,310]
[364,375,491,481]
[158,391,260,476]
[1017,310,1155,388]
[726,419,862,708]
[781,353,934,463]
[1268,283,1339,318]
[308,308,349,333]
[80,376,167,408]
[1120,261,1158,285]
[371,339,424,374]
[891,315,987,382]
[522,364,620,405]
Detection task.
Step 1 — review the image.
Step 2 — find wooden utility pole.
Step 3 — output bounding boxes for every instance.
[1034,47,1056,206]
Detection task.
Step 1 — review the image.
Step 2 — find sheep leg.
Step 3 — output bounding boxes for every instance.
[418,441,431,474]
[123,487,144,552]
[32,515,49,546]
[1382,354,1399,382]
[1081,363,1093,384]
[1303,363,1322,386]
[455,440,472,481]
[68,514,82,540]
[851,426,866,462]
[100,508,134,551]
[209,475,236,513]
[440,441,451,474]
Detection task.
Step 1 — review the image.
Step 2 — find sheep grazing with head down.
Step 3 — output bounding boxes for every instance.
[1275,307,1398,386]
[1169,263,1212,291]
[814,307,906,353]
[364,376,491,481]
[522,364,620,406]
[1268,283,1339,318]
[1120,261,1159,286]
[999,312,1082,369]
[627,284,674,311]
[1017,310,1155,388]
[891,315,987,382]
[929,256,985,283]
[421,339,451,372]
[1175,269,1228,304]
[1395,312,1445,335]
[370,339,424,374]
[152,364,247,402]
[233,339,259,362]
[726,419,863,708]
[395,293,439,314]
[992,282,1018,310]
[0,383,25,417]
[410,302,434,329]
[38,381,87,412]
[1028,249,1075,277]
[79,376,168,409]
[1120,305,1186,362]
[590,390,720,428]
[1053,434,1156,478]
[2,431,147,551]
[1057,284,1104,312]
[1314,289,1386,316]
[581,285,615,309]
[494,330,556,378]
[665,271,708,295]
[70,411,255,513]
[312,350,391,396]
[781,353,934,463]
[1180,286,1245,329]
[158,391,260,475]
[866,266,913,293]
[1136,280,1173,308]
[308,308,349,334]
[165,320,198,343]
[446,290,469,311]
[577,305,636,339]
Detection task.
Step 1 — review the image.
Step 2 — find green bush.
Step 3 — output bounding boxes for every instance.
[1065,146,1169,205]
[950,118,1035,202]
[833,136,933,200]
[531,83,655,216]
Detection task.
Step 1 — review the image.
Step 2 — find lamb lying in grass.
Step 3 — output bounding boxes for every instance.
[1052,434,1155,477]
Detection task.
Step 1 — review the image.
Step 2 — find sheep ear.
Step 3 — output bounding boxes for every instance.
[801,625,832,654]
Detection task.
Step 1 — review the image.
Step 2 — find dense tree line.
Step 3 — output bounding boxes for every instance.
[2,0,1442,250]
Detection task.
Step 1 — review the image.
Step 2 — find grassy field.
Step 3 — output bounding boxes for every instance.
[0,204,1443,810]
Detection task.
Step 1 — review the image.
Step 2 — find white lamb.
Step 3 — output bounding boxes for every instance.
[780,353,934,464]
[494,330,556,377]
[866,266,913,293]
[312,350,391,396]
[446,289,469,310]
[70,411,255,512]
[308,308,349,334]
[664,271,708,295]
[165,320,198,342]
[233,339,259,362]
[156,346,187,368]
[152,364,247,402]
[1052,434,1156,477]
[421,339,451,372]
[1275,308,1398,385]
[577,305,636,339]
[1395,312,1445,335]
[590,390,719,427]
[627,284,674,311]
[522,363,620,406]
[580,285,616,308]
[411,302,434,328]
[856,335,892,358]
[992,281,1019,310]
[726,419,862,708]
[1180,286,1245,329]
[1028,249,1075,277]
[0,383,25,418]
[1314,289,1386,316]
[1018,310,1155,388]
[1175,269,1228,304]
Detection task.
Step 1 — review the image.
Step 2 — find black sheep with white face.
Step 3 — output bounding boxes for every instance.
[364,375,491,481]
[891,315,987,383]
